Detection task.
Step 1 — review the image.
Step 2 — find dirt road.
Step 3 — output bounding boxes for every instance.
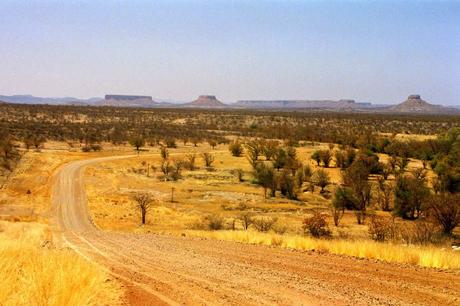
[52,156,460,305]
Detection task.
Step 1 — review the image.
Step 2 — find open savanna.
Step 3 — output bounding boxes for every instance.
[84,141,460,269]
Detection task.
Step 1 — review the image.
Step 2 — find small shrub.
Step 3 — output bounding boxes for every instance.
[187,217,208,230]
[399,221,440,245]
[90,143,102,151]
[272,221,288,235]
[231,168,244,182]
[252,216,277,232]
[165,138,177,148]
[368,216,395,242]
[302,212,331,238]
[206,215,224,230]
[229,141,244,157]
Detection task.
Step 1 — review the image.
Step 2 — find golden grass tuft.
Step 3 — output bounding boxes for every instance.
[0,222,121,306]
[181,230,460,270]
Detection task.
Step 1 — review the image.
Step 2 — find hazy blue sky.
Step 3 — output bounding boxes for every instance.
[1,0,459,104]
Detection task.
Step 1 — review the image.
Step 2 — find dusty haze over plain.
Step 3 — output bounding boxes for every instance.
[0,0,459,105]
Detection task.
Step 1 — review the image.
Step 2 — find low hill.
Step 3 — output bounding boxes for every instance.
[181,95,227,108]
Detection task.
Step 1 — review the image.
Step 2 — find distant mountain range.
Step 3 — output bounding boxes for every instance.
[0,94,101,105]
[0,93,458,114]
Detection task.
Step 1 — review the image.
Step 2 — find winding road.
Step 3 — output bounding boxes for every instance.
[52,156,460,305]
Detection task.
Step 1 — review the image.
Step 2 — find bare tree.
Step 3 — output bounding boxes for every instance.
[160,146,169,160]
[202,152,215,168]
[185,153,196,170]
[238,212,254,230]
[133,192,153,224]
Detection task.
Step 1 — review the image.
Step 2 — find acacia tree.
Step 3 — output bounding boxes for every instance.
[32,135,46,151]
[272,148,287,170]
[208,139,217,149]
[377,177,393,211]
[331,187,357,226]
[394,172,430,220]
[279,169,297,200]
[263,140,279,160]
[253,162,277,198]
[319,150,332,168]
[245,140,261,161]
[311,151,321,166]
[343,160,371,224]
[427,193,460,235]
[130,136,145,154]
[133,192,153,224]
[312,169,330,193]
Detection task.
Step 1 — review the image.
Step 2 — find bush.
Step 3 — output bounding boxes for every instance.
[165,138,177,148]
[206,215,224,230]
[90,143,102,151]
[368,216,395,242]
[231,168,244,182]
[252,216,278,232]
[272,221,288,234]
[399,221,440,245]
[229,141,244,157]
[302,212,331,238]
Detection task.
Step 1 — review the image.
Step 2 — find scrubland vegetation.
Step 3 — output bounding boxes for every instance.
[1,102,459,289]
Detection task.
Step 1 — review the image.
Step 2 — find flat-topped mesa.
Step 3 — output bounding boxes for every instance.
[197,95,217,100]
[105,95,152,101]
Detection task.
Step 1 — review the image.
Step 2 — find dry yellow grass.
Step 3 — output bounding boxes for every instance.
[180,230,460,270]
[0,221,121,306]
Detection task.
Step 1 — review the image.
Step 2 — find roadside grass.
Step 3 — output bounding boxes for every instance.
[180,230,460,270]
[0,221,121,306]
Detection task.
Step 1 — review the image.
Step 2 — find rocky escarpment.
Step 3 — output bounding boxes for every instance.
[233,99,372,109]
